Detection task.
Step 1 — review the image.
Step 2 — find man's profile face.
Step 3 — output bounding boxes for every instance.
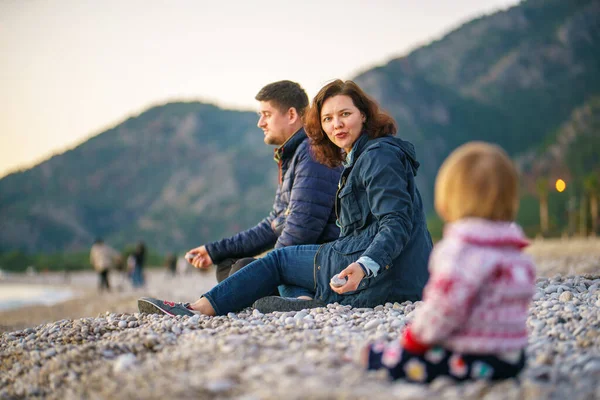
[257,101,290,146]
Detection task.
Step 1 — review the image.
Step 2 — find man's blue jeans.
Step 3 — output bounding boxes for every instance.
[203,245,319,315]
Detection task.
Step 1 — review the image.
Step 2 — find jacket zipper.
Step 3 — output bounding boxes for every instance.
[335,175,347,225]
[278,159,283,184]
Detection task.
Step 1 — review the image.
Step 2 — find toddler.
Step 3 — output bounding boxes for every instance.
[364,141,536,382]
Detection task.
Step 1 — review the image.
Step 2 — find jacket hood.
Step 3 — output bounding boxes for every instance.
[445,218,529,248]
[382,136,420,177]
[353,134,420,176]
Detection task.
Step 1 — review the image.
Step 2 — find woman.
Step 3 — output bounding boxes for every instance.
[131,241,146,288]
[138,80,432,316]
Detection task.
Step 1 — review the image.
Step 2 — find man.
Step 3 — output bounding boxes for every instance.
[164,252,177,277]
[90,238,121,293]
[187,80,341,285]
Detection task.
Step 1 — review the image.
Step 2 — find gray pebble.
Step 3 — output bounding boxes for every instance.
[583,360,600,374]
[206,379,234,393]
[252,309,263,317]
[330,274,347,287]
[113,354,137,373]
[294,311,308,320]
[560,291,573,302]
[364,319,382,330]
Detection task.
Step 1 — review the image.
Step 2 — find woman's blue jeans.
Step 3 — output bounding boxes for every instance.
[203,245,319,315]
[132,265,145,288]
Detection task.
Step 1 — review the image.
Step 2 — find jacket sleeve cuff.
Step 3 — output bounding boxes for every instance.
[401,326,430,354]
[360,249,392,275]
[204,243,219,264]
[356,256,380,277]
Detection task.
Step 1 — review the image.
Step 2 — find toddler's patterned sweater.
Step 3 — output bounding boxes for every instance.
[404,218,536,354]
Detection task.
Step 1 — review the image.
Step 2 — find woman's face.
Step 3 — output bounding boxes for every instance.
[320,95,365,153]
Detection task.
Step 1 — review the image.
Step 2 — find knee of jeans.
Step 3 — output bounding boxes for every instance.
[267,248,282,262]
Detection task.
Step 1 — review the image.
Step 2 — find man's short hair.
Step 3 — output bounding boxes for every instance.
[255,80,309,116]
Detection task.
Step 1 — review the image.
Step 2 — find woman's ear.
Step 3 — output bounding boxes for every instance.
[361,113,366,123]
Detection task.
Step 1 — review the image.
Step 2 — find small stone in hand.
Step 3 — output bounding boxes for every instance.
[330,274,347,288]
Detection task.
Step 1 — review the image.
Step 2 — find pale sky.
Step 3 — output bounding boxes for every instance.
[0,0,519,178]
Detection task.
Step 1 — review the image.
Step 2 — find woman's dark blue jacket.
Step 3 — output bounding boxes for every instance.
[314,134,432,307]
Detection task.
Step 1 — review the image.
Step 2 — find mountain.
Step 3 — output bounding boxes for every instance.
[354,0,600,207]
[0,103,277,253]
[1,0,599,254]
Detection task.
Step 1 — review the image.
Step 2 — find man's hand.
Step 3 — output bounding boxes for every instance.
[329,262,365,294]
[186,245,213,269]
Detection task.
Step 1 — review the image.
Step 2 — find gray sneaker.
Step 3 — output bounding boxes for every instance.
[138,297,195,317]
[252,296,325,313]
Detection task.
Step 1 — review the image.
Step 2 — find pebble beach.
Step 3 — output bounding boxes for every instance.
[1,238,599,399]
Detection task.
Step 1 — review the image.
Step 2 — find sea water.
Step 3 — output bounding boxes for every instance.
[0,284,75,311]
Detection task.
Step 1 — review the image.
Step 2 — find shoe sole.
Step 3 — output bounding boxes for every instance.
[137,299,174,316]
[254,296,325,313]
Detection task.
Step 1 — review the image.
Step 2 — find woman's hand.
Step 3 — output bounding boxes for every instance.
[330,262,365,294]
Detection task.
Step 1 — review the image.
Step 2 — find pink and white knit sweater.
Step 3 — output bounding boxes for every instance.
[405,218,536,355]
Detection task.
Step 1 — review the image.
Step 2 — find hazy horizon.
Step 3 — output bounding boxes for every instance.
[0,0,519,178]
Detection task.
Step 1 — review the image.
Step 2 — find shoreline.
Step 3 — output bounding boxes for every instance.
[0,283,77,311]
[0,268,216,333]
[0,237,598,332]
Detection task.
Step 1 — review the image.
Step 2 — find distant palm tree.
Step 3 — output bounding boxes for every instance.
[579,196,587,237]
[584,173,599,236]
[536,178,549,236]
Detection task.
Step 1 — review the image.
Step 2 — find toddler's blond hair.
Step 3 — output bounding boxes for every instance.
[435,141,519,222]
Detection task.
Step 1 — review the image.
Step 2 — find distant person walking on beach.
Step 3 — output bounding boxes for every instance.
[362,142,536,383]
[90,238,120,292]
[176,255,190,275]
[138,79,432,316]
[165,252,177,277]
[131,241,146,288]
[186,80,341,285]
